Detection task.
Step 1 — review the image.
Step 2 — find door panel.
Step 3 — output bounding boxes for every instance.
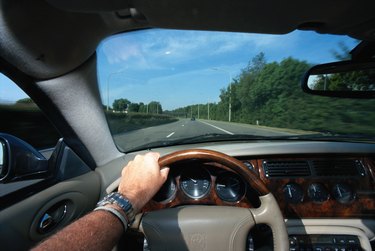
[0,172,100,250]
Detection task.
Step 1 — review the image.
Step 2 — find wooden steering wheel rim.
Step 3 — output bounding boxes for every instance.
[158,149,269,195]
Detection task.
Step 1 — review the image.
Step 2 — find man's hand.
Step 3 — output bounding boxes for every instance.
[118,152,169,213]
[32,152,168,251]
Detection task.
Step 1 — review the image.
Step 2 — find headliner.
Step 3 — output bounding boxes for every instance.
[1,0,375,79]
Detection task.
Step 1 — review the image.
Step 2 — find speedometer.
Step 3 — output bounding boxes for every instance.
[180,168,211,199]
[215,172,245,202]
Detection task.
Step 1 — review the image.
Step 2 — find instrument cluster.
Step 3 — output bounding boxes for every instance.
[152,164,248,205]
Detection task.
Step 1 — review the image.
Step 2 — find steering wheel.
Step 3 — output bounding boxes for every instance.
[137,149,289,251]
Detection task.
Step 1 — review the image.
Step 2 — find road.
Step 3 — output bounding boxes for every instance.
[114,119,304,150]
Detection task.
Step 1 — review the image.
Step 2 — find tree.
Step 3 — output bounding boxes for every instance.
[138,102,146,113]
[112,98,130,111]
[128,103,140,112]
[16,98,34,104]
[331,42,351,61]
[310,69,375,92]
[148,101,163,114]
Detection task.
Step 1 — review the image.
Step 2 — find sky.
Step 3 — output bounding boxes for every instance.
[1,29,357,109]
[96,29,357,110]
[0,74,28,104]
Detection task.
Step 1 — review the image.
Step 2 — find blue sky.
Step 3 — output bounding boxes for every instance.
[0,74,28,104]
[96,29,357,110]
[1,29,357,108]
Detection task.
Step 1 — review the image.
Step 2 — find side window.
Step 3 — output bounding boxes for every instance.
[0,73,60,149]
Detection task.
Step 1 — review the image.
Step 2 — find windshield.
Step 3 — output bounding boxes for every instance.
[97,29,375,152]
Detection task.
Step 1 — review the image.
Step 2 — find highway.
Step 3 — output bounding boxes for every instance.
[114,118,302,150]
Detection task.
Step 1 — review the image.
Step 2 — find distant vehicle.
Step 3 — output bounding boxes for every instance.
[191,117,196,121]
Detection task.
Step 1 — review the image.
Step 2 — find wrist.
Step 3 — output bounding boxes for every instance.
[117,191,140,213]
[95,192,136,228]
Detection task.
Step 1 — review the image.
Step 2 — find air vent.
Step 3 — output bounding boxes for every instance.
[263,160,311,177]
[311,159,362,176]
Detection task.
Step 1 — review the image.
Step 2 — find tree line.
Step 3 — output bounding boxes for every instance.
[167,52,375,135]
[111,98,163,114]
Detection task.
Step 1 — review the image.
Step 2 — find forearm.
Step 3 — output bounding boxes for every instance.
[32,210,123,251]
[32,153,168,251]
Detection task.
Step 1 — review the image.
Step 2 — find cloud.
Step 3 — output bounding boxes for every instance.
[100,33,163,70]
[101,36,141,64]
[97,29,356,109]
[99,30,293,71]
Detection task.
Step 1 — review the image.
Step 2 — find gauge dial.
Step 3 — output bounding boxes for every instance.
[215,172,245,202]
[180,168,211,199]
[307,183,329,203]
[283,183,304,204]
[153,176,177,202]
[332,183,355,204]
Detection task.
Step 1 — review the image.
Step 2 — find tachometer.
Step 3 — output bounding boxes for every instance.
[180,168,211,199]
[215,172,246,202]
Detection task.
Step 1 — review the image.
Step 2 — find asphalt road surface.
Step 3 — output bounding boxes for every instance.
[114,118,302,150]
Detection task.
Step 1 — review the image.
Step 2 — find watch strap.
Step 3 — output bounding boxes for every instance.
[96,192,135,227]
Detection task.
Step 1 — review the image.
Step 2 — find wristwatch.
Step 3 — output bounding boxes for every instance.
[95,192,135,228]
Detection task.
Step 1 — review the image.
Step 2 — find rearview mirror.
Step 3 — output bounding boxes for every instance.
[0,133,49,183]
[302,60,375,98]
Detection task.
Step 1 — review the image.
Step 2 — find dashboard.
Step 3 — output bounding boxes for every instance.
[144,155,375,219]
[108,141,375,250]
[258,156,375,218]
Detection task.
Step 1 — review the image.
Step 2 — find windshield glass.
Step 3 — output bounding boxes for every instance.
[97,29,375,152]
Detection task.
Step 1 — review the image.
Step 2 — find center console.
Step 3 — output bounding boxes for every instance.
[289,235,362,251]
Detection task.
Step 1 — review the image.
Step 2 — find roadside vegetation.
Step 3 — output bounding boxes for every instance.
[105,112,177,134]
[166,52,375,136]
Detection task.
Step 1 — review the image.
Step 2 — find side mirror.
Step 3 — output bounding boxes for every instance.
[0,140,6,178]
[0,133,49,183]
[302,60,375,98]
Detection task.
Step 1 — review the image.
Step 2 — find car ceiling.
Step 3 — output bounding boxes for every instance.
[1,0,375,80]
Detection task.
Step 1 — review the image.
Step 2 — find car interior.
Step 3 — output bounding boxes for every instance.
[0,0,375,250]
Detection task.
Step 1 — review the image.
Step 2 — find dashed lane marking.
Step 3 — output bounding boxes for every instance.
[199,121,234,135]
[166,132,175,138]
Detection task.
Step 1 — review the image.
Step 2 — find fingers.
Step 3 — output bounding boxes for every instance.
[117,152,167,213]
[160,167,170,181]
[145,151,160,161]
